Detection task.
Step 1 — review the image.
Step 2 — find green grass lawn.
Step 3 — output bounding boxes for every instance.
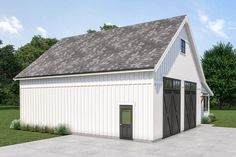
[0,106,57,147]
[211,110,236,128]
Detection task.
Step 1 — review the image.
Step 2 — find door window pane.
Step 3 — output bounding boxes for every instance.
[185,82,191,90]
[122,109,131,125]
[173,80,181,89]
[164,79,172,89]
[191,83,196,91]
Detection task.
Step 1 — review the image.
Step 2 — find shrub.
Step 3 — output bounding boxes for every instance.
[45,126,55,134]
[28,125,36,132]
[201,116,210,124]
[35,125,40,132]
[54,124,70,135]
[10,121,70,136]
[26,124,30,131]
[20,123,28,131]
[208,113,216,122]
[38,126,46,133]
[10,119,21,130]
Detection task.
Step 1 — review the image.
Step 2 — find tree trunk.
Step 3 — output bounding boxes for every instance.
[219,100,223,110]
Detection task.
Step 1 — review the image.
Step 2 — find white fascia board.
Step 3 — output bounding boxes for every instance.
[204,83,214,96]
[14,69,154,81]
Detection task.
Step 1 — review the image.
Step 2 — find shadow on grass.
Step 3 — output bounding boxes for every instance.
[0,106,19,110]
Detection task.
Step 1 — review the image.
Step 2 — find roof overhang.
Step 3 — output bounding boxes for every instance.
[14,68,154,81]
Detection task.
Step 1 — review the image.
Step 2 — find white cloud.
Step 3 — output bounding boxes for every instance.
[0,16,23,34]
[36,26,48,37]
[198,13,228,38]
[207,19,227,38]
[199,14,208,23]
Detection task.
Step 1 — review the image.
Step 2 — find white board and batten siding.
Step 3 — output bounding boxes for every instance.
[19,19,210,142]
[20,71,154,141]
[153,25,202,139]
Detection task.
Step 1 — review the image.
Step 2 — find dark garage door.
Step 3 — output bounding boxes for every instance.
[163,77,181,138]
[184,81,196,131]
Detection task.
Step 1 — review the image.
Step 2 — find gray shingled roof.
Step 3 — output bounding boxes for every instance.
[15,15,185,79]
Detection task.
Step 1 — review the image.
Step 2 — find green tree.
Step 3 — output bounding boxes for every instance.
[0,41,20,105]
[87,23,118,33]
[0,43,20,84]
[15,35,58,69]
[202,42,236,109]
[100,23,118,31]
[0,36,57,106]
[87,29,97,33]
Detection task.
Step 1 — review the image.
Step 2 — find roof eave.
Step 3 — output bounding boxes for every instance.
[13,68,154,81]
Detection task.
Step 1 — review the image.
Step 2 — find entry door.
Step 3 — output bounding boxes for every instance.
[120,105,133,140]
[184,81,197,131]
[163,77,181,138]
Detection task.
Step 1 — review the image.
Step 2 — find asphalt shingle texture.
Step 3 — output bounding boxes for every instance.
[15,15,185,78]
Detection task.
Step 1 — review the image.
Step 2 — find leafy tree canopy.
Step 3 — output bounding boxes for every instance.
[0,40,20,105]
[87,23,118,33]
[202,42,236,109]
[15,35,58,69]
[87,29,97,33]
[0,36,57,106]
[0,42,19,84]
[100,23,118,31]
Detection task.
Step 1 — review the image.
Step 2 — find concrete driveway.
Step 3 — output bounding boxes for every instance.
[0,125,236,157]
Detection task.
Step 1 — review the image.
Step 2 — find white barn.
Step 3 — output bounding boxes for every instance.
[15,15,213,141]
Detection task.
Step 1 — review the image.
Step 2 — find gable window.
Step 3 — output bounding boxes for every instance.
[181,39,186,54]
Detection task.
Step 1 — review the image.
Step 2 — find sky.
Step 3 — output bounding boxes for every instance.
[0,0,236,56]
